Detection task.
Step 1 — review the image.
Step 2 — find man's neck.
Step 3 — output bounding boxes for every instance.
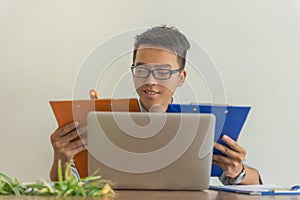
[138,98,173,112]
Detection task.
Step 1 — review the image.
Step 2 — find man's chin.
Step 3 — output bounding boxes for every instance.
[148,104,165,112]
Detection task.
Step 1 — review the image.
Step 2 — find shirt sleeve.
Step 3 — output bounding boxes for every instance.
[70,160,81,180]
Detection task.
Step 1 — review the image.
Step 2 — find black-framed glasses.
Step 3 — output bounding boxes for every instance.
[131,64,182,80]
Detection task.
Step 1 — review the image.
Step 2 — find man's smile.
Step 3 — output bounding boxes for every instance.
[144,89,160,96]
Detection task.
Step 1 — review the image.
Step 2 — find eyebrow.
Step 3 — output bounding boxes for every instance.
[154,64,172,69]
[135,62,146,66]
[135,62,172,69]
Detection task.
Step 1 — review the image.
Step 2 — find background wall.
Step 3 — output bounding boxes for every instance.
[0,0,299,186]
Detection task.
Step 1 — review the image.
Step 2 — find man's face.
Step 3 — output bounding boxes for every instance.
[133,45,186,112]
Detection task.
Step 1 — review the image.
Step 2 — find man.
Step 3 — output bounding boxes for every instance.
[50,25,261,185]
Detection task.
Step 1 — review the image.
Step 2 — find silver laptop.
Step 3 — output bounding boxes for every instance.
[87,112,215,190]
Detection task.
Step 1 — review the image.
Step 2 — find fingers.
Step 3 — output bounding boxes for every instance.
[58,121,79,137]
[214,142,242,161]
[51,123,86,144]
[50,122,87,162]
[213,134,247,177]
[212,154,229,170]
[51,130,76,148]
[54,136,87,161]
[213,154,238,169]
[69,145,87,158]
[214,135,246,157]
[68,126,87,142]
[66,137,87,151]
[66,138,87,158]
[213,154,244,177]
[51,122,77,144]
[222,135,246,154]
[76,126,87,137]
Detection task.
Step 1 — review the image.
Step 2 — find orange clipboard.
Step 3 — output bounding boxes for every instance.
[49,98,140,178]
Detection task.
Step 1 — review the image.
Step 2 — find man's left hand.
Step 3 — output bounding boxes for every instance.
[212,135,246,178]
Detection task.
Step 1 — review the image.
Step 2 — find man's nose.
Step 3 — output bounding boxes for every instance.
[144,72,158,85]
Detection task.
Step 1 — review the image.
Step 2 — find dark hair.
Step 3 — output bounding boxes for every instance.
[133,25,190,69]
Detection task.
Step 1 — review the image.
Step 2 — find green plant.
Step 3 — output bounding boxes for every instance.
[0,160,115,197]
[0,172,27,195]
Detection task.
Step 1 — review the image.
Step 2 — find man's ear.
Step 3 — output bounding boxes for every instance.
[177,70,186,87]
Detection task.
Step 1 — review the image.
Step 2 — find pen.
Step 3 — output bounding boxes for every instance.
[290,185,300,191]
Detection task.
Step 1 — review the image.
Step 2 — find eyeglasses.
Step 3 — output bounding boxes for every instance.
[131,64,182,80]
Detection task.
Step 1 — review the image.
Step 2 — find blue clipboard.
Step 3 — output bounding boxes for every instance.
[166,103,251,177]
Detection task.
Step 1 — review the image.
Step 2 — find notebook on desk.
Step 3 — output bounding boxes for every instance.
[209,184,300,195]
[88,112,216,190]
[166,103,251,177]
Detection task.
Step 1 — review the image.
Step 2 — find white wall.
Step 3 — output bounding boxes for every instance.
[0,0,299,186]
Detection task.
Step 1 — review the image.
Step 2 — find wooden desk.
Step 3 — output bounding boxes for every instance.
[0,190,299,200]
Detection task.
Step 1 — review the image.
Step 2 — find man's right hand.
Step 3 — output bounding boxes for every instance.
[49,121,87,181]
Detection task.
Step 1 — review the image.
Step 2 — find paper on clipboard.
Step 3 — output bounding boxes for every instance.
[209,184,300,195]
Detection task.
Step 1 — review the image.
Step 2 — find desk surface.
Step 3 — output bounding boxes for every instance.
[0,190,299,200]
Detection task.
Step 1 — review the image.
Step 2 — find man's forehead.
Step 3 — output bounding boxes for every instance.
[134,44,180,69]
[136,44,177,56]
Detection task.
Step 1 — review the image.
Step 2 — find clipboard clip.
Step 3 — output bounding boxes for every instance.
[89,89,98,100]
